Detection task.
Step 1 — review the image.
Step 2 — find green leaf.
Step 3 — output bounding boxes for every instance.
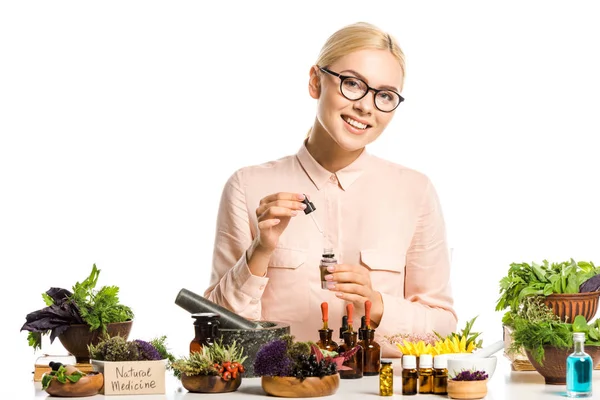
[573,315,588,332]
[66,373,83,383]
[41,374,53,390]
[56,375,66,384]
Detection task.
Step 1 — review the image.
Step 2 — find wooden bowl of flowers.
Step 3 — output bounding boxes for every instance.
[254,335,358,398]
[170,340,247,393]
[446,369,488,400]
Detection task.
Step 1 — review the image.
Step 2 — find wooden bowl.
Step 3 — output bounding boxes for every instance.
[525,345,600,384]
[261,374,340,398]
[58,321,133,364]
[447,379,487,399]
[44,371,104,397]
[181,373,241,393]
[544,292,600,323]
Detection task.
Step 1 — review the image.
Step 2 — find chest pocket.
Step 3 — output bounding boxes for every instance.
[360,249,406,297]
[263,247,310,322]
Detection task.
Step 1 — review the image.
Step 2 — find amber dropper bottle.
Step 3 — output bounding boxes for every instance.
[360,300,381,376]
[317,302,339,352]
[338,303,364,379]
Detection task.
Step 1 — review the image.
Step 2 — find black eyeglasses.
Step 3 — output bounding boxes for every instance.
[319,67,404,112]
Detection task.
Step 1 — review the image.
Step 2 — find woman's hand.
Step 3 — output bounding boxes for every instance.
[324,264,384,326]
[254,192,307,252]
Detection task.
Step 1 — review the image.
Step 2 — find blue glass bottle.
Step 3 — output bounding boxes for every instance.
[567,332,592,398]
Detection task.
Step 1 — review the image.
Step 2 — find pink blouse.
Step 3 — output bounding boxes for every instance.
[204,142,457,357]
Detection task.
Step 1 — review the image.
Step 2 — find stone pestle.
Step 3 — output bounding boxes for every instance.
[175,288,262,330]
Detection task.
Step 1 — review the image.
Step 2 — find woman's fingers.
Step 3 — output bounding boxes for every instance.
[257,219,280,230]
[256,199,306,217]
[259,192,306,207]
[257,206,300,221]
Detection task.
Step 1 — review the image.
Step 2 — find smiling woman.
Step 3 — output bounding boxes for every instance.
[203,21,457,357]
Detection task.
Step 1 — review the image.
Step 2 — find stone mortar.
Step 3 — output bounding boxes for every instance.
[219,321,290,378]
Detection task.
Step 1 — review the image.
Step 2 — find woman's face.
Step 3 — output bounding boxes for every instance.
[310,49,404,152]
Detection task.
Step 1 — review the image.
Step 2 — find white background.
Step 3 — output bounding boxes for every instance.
[1,0,600,390]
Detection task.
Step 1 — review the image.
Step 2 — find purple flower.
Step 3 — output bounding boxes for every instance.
[254,339,293,377]
[451,369,488,381]
[134,340,162,361]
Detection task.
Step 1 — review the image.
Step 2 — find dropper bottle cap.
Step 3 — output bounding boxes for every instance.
[340,316,348,339]
[302,194,323,234]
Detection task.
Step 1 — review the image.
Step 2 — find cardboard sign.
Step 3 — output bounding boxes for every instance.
[94,360,165,395]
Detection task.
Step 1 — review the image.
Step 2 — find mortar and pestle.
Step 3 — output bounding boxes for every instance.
[175,288,290,377]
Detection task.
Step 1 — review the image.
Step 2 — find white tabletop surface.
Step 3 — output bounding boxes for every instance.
[11,356,600,399]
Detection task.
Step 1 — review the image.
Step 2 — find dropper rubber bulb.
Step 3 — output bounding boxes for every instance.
[346,303,354,333]
[321,302,329,330]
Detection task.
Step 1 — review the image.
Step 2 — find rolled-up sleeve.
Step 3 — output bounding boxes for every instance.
[203,169,268,320]
[376,178,457,357]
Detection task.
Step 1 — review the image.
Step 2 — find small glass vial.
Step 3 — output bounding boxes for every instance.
[418,353,433,394]
[319,248,337,289]
[379,360,393,396]
[361,328,381,376]
[402,355,418,395]
[317,329,339,353]
[339,331,364,379]
[190,312,220,354]
[433,355,448,395]
[567,332,592,398]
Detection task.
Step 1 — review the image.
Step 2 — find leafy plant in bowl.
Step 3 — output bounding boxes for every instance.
[497,259,600,325]
[509,296,600,384]
[20,264,134,363]
[447,369,488,399]
[254,334,358,398]
[170,340,247,393]
[42,361,104,397]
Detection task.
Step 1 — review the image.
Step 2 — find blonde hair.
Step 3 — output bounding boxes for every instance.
[316,22,406,87]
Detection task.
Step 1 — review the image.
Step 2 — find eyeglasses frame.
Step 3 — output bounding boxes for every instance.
[319,67,404,112]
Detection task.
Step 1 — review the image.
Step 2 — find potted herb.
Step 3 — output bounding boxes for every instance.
[509,296,600,384]
[89,335,173,395]
[20,264,134,363]
[497,259,600,325]
[447,369,488,399]
[170,340,247,393]
[253,335,357,398]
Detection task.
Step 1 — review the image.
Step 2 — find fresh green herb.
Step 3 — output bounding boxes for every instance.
[170,339,247,379]
[69,265,134,332]
[496,259,600,319]
[509,296,600,364]
[41,365,83,390]
[21,264,133,350]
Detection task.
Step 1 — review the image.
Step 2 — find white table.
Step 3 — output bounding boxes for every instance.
[11,356,600,399]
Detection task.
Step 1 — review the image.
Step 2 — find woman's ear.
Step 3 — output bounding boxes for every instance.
[308,65,321,99]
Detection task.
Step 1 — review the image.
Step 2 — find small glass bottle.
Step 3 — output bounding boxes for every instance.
[317,302,339,352]
[317,329,339,353]
[190,312,220,354]
[418,353,433,394]
[433,355,448,395]
[379,360,393,396]
[319,248,337,289]
[339,330,364,379]
[361,329,381,376]
[567,332,592,398]
[402,355,418,396]
[361,300,381,376]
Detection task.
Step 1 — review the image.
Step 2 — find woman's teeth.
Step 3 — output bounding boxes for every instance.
[344,116,367,130]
